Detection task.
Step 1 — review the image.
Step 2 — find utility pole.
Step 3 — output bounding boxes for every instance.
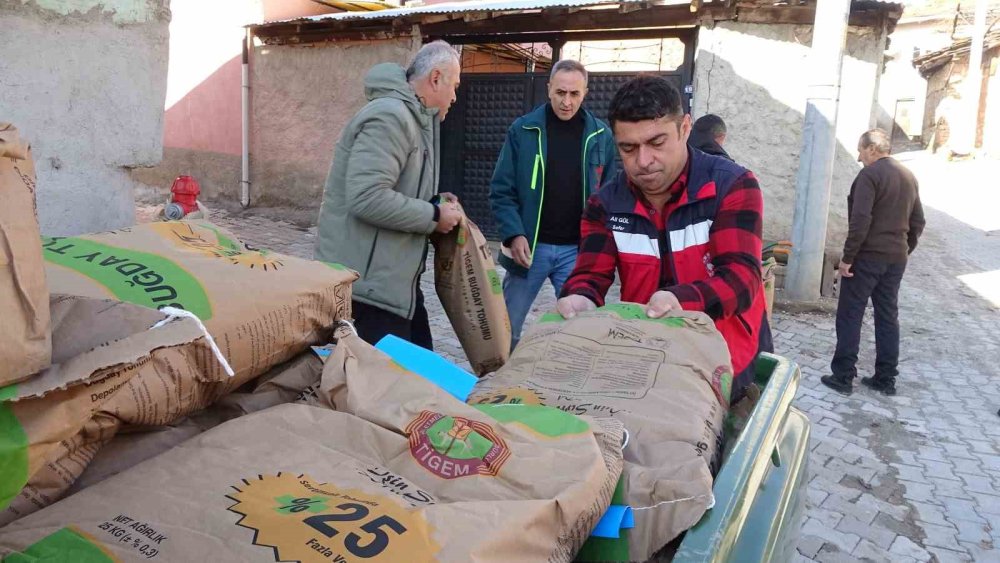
[964,0,988,153]
[785,0,851,302]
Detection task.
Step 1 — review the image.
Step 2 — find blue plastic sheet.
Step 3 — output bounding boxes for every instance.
[374,335,477,401]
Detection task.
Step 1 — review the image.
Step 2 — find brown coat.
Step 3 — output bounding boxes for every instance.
[843,157,925,264]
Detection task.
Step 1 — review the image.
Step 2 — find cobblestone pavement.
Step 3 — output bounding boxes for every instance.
[150,153,1000,562]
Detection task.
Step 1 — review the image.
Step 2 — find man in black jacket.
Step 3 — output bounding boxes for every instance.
[688,114,732,161]
[822,129,926,397]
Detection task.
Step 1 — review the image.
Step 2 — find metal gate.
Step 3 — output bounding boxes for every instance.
[440,71,689,239]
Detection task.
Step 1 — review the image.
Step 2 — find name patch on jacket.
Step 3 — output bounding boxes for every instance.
[608,214,633,232]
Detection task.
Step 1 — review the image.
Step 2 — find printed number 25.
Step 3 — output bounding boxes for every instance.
[304,503,408,558]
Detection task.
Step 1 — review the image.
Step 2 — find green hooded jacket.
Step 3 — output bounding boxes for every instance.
[315,63,440,319]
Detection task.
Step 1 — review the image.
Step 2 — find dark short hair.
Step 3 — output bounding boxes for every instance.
[608,75,684,128]
[693,114,726,138]
[550,59,588,82]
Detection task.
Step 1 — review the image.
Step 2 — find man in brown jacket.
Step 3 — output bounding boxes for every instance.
[822,129,925,396]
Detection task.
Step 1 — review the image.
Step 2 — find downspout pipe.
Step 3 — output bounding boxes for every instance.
[240,27,251,208]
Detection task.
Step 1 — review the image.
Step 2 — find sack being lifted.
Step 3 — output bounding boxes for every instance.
[431,206,511,375]
[0,331,624,563]
[0,122,50,385]
[469,304,734,560]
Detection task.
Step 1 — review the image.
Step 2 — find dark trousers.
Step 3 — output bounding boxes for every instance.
[759,313,774,356]
[832,258,906,381]
[732,313,774,402]
[352,289,433,351]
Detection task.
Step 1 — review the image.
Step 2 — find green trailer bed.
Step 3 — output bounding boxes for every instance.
[579,353,810,562]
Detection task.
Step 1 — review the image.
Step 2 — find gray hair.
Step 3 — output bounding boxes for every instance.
[550,59,588,82]
[406,40,460,81]
[859,128,891,154]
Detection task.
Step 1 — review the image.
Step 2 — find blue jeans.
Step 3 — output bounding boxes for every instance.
[502,243,579,348]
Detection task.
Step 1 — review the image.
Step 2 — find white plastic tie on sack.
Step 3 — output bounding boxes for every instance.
[621,428,631,451]
[337,319,359,337]
[152,307,235,377]
[632,493,715,511]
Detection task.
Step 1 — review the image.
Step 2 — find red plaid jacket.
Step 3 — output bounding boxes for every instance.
[560,148,768,381]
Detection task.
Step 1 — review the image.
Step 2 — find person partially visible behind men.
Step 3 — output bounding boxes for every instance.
[821,129,925,397]
[688,114,732,161]
[556,76,771,399]
[315,41,463,350]
[489,59,618,348]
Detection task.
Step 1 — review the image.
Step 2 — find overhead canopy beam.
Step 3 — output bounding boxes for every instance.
[433,26,698,45]
[421,5,704,35]
[258,28,409,43]
[254,4,712,44]
[255,21,413,44]
[251,1,901,45]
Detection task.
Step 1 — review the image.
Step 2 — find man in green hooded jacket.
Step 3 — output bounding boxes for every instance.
[315,41,462,349]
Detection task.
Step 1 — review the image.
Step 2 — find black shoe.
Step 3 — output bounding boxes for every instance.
[861,376,897,396]
[821,374,854,395]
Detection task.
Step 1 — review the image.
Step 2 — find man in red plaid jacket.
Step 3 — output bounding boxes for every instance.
[557,76,772,397]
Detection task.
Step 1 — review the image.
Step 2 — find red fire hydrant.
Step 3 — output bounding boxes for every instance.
[165,175,201,220]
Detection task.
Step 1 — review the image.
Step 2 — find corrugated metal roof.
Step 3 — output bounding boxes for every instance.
[259,0,665,25]
[914,29,1000,74]
[255,0,902,29]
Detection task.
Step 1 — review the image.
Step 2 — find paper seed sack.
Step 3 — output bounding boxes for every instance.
[469,304,733,560]
[431,210,511,375]
[0,122,50,385]
[0,337,624,562]
[41,220,357,383]
[1,222,356,525]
